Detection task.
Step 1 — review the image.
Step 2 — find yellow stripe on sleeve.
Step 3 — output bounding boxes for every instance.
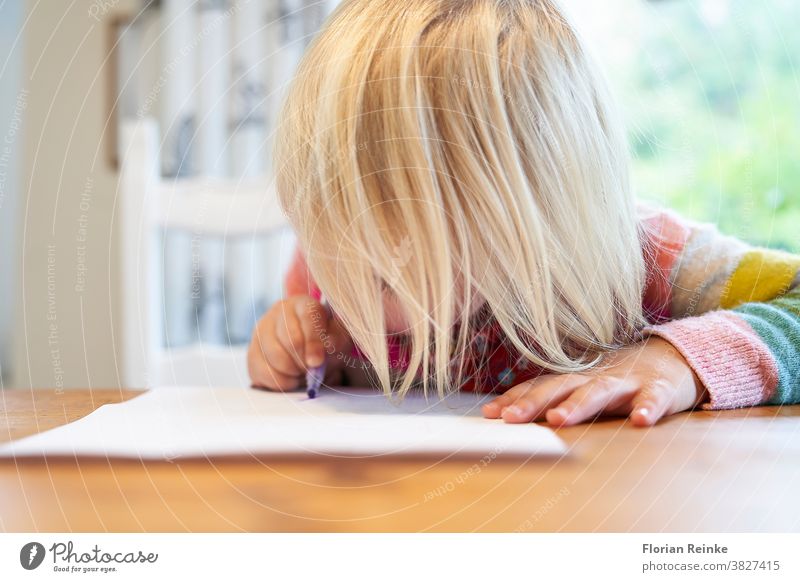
[721,249,800,309]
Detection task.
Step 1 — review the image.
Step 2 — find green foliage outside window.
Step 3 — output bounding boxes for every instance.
[621,0,799,251]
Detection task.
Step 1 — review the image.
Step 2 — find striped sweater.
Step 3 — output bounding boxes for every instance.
[285,205,800,410]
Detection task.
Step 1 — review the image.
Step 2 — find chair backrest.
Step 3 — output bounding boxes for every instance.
[119,118,290,388]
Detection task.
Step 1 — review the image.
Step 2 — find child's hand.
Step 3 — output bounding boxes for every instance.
[482,337,707,427]
[248,295,352,391]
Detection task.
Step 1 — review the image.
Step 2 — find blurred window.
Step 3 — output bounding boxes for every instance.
[566,0,799,251]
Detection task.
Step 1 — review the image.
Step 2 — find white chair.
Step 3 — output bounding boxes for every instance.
[119,118,291,388]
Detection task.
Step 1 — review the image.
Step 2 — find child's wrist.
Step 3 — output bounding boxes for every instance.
[693,379,709,408]
[684,357,708,408]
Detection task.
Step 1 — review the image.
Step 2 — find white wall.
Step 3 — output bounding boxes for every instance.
[11,0,138,389]
[0,0,24,385]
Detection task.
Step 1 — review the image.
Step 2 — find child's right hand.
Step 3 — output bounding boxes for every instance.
[247,295,352,391]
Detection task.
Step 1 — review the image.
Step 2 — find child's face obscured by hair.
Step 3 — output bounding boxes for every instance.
[275,0,647,398]
[381,282,485,335]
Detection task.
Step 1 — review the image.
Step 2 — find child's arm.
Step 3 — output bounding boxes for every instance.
[485,207,799,427]
[639,206,800,410]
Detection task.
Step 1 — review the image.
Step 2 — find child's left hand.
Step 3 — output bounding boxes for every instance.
[481,337,707,427]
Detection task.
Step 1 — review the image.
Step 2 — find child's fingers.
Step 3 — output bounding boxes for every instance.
[274,307,308,372]
[294,299,327,367]
[545,377,636,427]
[247,334,303,391]
[481,393,517,418]
[629,380,675,427]
[264,325,306,379]
[250,360,302,391]
[481,379,543,418]
[249,317,298,378]
[499,374,590,423]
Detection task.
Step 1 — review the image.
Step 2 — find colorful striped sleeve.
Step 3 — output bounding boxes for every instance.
[638,205,800,410]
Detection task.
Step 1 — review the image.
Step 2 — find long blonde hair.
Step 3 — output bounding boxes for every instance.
[274,0,646,398]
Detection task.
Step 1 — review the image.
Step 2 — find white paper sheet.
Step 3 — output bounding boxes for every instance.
[0,387,567,460]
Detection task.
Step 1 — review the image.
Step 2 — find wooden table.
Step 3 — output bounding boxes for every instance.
[1,388,799,532]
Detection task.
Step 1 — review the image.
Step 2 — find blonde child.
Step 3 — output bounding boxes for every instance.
[248,0,800,427]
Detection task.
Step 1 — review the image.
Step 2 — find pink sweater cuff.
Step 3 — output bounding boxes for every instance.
[642,311,779,410]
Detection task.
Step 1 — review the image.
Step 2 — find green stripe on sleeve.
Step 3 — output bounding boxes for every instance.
[734,287,800,405]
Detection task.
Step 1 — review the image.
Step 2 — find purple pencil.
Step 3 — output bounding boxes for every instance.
[306,300,331,399]
[306,364,326,399]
